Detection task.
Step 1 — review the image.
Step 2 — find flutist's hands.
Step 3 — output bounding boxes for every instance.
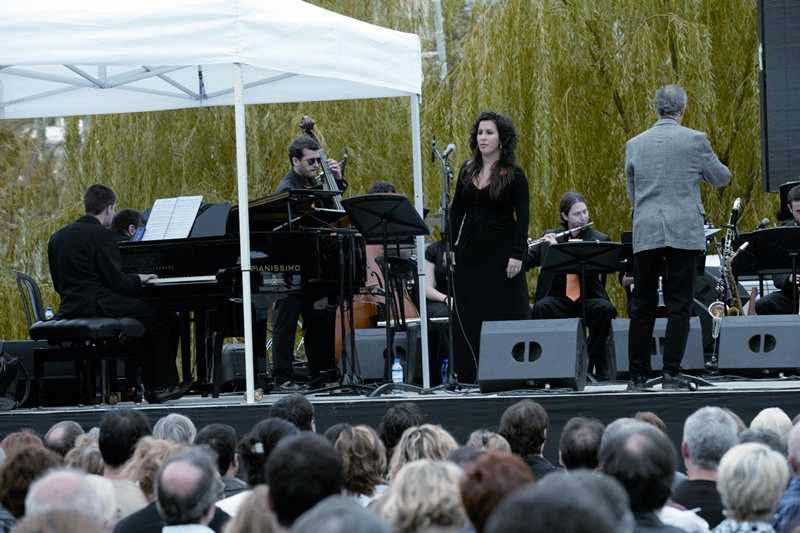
[507,258,522,278]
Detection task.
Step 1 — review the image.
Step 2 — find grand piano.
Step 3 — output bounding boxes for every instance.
[119,189,366,396]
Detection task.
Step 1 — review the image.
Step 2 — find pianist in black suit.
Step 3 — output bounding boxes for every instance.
[271,137,345,391]
[526,192,617,380]
[47,184,192,404]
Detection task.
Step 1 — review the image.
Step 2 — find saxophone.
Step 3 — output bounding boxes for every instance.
[709,198,745,338]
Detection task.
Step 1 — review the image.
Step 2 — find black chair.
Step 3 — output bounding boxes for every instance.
[12,270,145,407]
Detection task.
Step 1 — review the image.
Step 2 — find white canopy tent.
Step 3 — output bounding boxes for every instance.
[0,0,432,399]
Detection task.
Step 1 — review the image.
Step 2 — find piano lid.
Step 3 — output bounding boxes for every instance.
[229,189,344,232]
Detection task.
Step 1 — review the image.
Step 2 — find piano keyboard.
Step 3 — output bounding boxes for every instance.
[376,316,449,328]
[144,275,217,285]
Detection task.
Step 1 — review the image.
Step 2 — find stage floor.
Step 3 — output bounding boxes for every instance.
[4,374,800,468]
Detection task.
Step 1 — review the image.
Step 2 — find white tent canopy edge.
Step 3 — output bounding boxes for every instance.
[0,0,431,399]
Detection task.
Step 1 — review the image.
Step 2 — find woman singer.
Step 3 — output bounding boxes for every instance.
[448,111,531,384]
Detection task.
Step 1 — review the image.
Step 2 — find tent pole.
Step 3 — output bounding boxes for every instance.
[411,94,430,389]
[233,62,256,404]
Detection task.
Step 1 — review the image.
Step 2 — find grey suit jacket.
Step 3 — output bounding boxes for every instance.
[625,117,730,254]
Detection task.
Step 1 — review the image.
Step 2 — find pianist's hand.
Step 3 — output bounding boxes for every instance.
[138,274,158,283]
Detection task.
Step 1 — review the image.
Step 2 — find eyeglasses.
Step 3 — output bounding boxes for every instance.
[304,158,319,165]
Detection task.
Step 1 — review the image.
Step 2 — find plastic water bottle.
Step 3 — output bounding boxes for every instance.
[391,359,403,395]
[441,359,449,384]
[44,307,54,320]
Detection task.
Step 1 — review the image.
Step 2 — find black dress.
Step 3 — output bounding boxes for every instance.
[448,163,530,383]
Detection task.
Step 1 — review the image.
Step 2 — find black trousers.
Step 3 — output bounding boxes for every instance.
[532,295,617,374]
[755,289,796,315]
[271,296,334,382]
[629,247,699,377]
[123,300,180,390]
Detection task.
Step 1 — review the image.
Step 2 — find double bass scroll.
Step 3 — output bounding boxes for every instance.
[300,115,344,211]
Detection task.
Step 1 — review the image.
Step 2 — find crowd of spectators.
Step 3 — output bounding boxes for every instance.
[0,398,798,533]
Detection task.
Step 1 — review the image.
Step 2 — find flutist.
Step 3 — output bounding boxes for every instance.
[755,185,800,315]
[526,192,617,380]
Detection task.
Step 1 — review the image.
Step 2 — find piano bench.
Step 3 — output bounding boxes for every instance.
[29,317,145,408]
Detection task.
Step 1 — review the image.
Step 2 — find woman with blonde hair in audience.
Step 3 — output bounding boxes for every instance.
[750,407,793,451]
[714,442,788,532]
[378,459,467,533]
[119,437,185,501]
[64,434,105,475]
[223,485,275,533]
[334,425,387,506]
[386,424,458,481]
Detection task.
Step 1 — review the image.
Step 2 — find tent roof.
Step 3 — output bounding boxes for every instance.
[0,0,422,119]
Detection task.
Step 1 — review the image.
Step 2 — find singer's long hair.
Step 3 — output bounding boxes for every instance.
[461,111,519,200]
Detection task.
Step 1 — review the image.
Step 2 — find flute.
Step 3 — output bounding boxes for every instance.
[528,222,594,248]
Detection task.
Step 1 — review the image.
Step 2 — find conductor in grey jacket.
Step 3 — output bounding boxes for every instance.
[625,85,730,390]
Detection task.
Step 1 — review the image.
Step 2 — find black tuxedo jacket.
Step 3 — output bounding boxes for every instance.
[526,227,612,302]
[48,215,143,318]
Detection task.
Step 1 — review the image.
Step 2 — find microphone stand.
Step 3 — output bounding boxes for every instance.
[422,138,460,394]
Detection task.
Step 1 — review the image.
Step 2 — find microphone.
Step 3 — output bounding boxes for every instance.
[339,150,347,180]
[431,135,437,163]
[442,144,456,158]
[756,218,770,230]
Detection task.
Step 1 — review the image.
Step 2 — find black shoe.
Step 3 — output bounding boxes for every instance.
[627,376,648,390]
[120,386,143,404]
[274,380,306,393]
[145,380,194,404]
[661,372,697,391]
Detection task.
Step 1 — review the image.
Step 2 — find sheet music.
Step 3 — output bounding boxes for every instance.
[142,196,202,241]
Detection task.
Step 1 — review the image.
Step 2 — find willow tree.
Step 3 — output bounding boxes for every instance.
[0,0,773,340]
[425,0,766,310]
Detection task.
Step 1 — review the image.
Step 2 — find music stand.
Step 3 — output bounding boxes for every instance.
[540,241,623,330]
[341,194,430,397]
[748,227,800,312]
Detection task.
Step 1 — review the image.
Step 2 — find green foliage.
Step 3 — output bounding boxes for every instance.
[0,0,776,341]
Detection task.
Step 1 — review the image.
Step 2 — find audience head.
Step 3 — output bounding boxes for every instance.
[717,442,788,522]
[633,411,667,434]
[558,416,605,471]
[738,427,784,454]
[379,459,467,533]
[498,400,549,457]
[269,393,315,431]
[599,422,676,512]
[43,421,84,457]
[238,417,298,486]
[155,447,222,527]
[64,435,104,475]
[322,423,353,445]
[119,436,186,501]
[724,408,747,433]
[379,402,426,459]
[682,406,738,471]
[459,451,535,533]
[16,509,102,533]
[1,428,43,455]
[24,467,111,532]
[221,485,274,533]
[484,471,633,533]
[387,424,458,481]
[334,425,386,497]
[152,413,197,446]
[788,422,800,476]
[194,423,237,477]
[750,406,793,451]
[291,495,391,533]
[447,446,485,468]
[0,446,63,518]
[466,430,510,452]
[265,432,344,528]
[368,181,397,194]
[98,409,152,468]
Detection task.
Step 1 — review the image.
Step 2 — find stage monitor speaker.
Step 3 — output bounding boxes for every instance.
[611,317,705,379]
[718,315,800,376]
[477,318,588,393]
[217,344,270,392]
[341,330,408,382]
[0,339,79,407]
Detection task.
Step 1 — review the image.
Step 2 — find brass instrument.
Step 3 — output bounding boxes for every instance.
[528,222,594,248]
